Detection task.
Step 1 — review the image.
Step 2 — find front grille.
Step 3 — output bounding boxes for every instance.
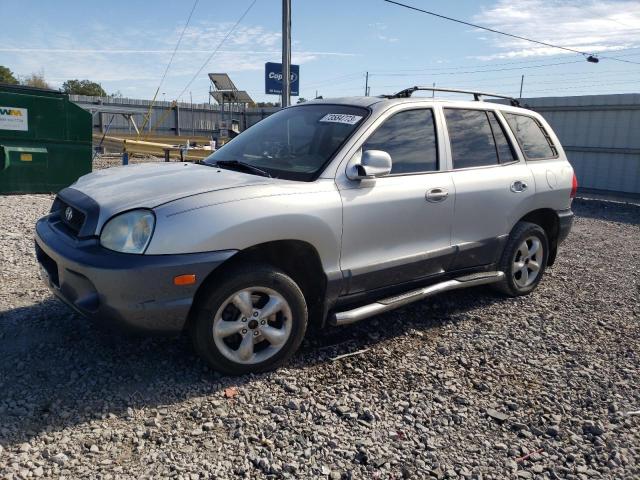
[52,198,86,234]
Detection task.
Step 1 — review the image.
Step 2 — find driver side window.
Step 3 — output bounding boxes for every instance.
[363,109,438,175]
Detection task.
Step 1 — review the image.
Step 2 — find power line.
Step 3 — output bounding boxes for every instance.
[598,54,640,65]
[379,46,640,73]
[605,17,639,30]
[303,49,640,94]
[306,60,591,92]
[318,69,640,97]
[304,72,364,89]
[369,57,562,74]
[158,0,200,92]
[382,0,640,66]
[307,49,640,92]
[141,0,199,132]
[175,0,258,101]
[526,79,640,94]
[370,60,586,77]
[302,65,640,97]
[383,0,593,56]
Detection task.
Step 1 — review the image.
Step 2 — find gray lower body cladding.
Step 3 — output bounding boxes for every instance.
[343,236,509,296]
[35,217,236,333]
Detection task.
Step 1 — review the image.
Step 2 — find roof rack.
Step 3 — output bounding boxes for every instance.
[384,86,521,107]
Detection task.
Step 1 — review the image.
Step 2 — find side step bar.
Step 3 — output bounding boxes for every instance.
[330,271,504,326]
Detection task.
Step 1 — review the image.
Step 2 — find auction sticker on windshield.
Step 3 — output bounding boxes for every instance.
[319,113,363,125]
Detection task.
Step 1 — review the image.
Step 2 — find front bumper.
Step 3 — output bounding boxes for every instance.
[35,217,236,333]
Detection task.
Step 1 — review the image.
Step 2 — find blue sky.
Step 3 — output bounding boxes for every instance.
[1,0,639,103]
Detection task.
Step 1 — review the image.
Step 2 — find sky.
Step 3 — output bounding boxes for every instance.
[1,0,639,104]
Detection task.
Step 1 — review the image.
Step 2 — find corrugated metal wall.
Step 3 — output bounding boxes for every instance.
[523,94,640,196]
[72,94,639,195]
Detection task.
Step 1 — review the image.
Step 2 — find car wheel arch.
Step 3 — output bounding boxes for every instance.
[187,240,327,331]
[512,208,560,266]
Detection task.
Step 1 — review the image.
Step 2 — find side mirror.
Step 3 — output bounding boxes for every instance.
[347,149,392,180]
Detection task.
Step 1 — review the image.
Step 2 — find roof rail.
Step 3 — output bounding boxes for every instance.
[384,86,521,107]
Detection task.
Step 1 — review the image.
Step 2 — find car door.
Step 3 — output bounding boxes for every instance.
[337,107,455,295]
[501,111,574,210]
[440,106,535,270]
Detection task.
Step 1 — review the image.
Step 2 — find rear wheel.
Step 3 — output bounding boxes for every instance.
[191,264,307,375]
[495,221,549,297]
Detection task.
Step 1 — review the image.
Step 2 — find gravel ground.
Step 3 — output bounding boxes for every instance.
[0,191,638,479]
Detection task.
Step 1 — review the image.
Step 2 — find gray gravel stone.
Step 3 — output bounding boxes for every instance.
[487,409,509,423]
[1,192,639,479]
[51,453,68,466]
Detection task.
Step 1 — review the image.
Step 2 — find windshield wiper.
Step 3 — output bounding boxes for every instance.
[214,160,271,178]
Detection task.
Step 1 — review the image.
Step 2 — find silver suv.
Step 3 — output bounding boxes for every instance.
[35,87,576,375]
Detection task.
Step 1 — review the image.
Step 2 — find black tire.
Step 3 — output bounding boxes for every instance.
[190,263,307,375]
[494,221,549,297]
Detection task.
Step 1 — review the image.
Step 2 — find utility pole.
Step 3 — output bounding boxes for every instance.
[364,72,369,96]
[281,0,291,108]
[519,75,524,99]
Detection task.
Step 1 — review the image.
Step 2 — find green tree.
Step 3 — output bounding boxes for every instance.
[62,79,107,96]
[0,65,19,85]
[22,71,50,89]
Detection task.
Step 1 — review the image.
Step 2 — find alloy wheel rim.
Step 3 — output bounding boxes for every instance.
[512,236,543,288]
[212,286,293,365]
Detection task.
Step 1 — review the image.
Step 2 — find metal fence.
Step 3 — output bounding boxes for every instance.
[69,95,278,138]
[71,93,639,196]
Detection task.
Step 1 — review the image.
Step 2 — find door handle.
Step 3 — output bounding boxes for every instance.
[510,180,528,193]
[426,188,449,202]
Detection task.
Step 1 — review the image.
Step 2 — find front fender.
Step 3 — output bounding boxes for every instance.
[147,186,343,274]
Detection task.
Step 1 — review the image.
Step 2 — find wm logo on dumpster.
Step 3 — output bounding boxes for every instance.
[0,106,28,131]
[0,108,23,116]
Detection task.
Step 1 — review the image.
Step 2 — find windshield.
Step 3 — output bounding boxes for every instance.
[204,104,368,181]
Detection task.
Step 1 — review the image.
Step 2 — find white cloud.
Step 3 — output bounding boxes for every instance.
[472,0,640,60]
[0,48,355,56]
[0,20,354,99]
[180,23,282,50]
[368,22,399,43]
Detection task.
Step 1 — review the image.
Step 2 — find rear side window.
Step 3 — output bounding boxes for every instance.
[503,112,557,160]
[488,112,517,163]
[363,109,438,174]
[445,109,505,169]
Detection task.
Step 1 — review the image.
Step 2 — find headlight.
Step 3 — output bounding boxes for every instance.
[100,210,155,254]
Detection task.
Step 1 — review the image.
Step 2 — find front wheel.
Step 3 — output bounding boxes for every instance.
[495,221,549,297]
[190,264,307,375]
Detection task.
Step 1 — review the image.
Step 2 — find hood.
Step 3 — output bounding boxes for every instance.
[71,162,272,210]
[67,162,274,231]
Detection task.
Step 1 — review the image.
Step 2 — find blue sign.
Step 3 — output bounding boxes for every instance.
[265,62,299,96]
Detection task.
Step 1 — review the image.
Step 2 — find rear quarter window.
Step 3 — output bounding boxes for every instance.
[503,112,558,160]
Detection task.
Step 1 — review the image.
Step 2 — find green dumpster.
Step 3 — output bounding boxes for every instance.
[0,83,92,193]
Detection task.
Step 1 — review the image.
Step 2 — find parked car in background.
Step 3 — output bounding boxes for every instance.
[35,87,576,375]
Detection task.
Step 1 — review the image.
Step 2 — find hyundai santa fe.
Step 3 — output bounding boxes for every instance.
[35,87,576,375]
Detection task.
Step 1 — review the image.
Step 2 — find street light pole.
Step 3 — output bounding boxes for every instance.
[281,0,291,108]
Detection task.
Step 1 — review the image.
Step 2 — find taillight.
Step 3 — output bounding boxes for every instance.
[570,173,578,199]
